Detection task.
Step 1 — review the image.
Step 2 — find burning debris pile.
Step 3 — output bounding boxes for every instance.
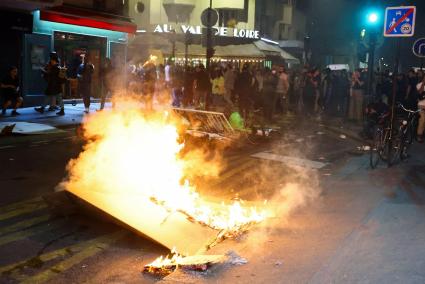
[143,248,225,276]
[60,98,269,268]
[143,248,249,276]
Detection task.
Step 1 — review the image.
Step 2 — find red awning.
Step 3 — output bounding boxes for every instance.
[40,6,137,34]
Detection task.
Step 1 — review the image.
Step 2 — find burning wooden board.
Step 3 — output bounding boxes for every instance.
[143,254,225,275]
[65,188,220,255]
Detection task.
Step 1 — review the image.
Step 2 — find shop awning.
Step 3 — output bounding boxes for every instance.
[40,6,137,34]
[168,43,265,59]
[254,40,300,64]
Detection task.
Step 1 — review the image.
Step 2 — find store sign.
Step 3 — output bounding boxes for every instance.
[151,24,260,39]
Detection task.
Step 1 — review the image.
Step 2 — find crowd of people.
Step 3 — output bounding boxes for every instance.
[127,61,425,141]
[1,55,424,142]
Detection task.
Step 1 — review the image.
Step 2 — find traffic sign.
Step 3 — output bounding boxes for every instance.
[384,6,416,37]
[201,8,218,27]
[413,38,425,58]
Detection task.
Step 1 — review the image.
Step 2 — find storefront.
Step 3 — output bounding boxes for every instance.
[0,9,33,87]
[127,21,300,69]
[23,7,136,105]
[128,23,264,64]
[129,31,298,69]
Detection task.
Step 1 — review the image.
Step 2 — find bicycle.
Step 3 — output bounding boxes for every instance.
[370,103,421,169]
[397,103,421,161]
[370,112,391,169]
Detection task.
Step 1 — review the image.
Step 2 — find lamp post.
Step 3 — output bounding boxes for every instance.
[206,0,213,70]
[365,11,379,104]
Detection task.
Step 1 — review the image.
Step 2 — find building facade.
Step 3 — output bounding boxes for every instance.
[255,0,309,63]
[127,0,267,65]
[129,0,256,31]
[16,0,136,104]
[0,0,61,98]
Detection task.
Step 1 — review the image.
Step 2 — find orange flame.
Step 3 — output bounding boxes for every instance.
[63,98,268,262]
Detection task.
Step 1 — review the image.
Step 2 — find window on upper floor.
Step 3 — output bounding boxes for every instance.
[217,0,249,27]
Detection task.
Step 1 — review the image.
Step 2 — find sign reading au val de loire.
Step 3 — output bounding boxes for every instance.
[151,24,260,39]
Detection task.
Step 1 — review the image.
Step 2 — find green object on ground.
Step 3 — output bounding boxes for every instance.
[229,112,244,130]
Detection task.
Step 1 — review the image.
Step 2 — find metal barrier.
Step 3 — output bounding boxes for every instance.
[172,108,235,136]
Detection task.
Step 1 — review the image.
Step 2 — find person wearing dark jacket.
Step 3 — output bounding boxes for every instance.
[193,64,211,110]
[262,68,278,122]
[77,54,95,113]
[1,66,23,116]
[35,52,66,115]
[99,58,114,111]
[235,64,255,122]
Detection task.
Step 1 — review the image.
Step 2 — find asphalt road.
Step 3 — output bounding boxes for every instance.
[1,120,423,283]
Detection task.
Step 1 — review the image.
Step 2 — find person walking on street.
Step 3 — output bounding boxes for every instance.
[193,64,211,110]
[262,67,278,122]
[348,69,365,122]
[337,70,350,118]
[235,64,255,122]
[211,68,225,107]
[276,66,289,115]
[35,52,66,115]
[141,57,156,111]
[77,54,95,114]
[416,75,425,143]
[304,68,320,115]
[99,58,113,111]
[1,66,23,116]
[406,69,418,110]
[223,64,236,107]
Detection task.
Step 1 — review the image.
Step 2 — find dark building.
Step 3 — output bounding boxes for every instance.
[255,0,309,63]
[1,0,136,106]
[0,1,60,95]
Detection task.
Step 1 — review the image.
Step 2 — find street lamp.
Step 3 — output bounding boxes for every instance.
[364,9,381,104]
[367,12,378,24]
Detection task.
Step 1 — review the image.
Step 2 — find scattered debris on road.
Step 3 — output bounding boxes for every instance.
[339,134,347,139]
[143,249,227,276]
[226,250,248,266]
[357,145,371,151]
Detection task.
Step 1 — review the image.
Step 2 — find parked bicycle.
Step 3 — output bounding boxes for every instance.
[370,103,421,169]
[397,103,421,160]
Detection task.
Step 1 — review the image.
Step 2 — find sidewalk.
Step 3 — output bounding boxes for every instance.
[0,102,110,129]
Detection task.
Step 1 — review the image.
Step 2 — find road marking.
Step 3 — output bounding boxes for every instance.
[0,202,47,222]
[31,140,49,144]
[211,159,257,188]
[0,146,15,150]
[0,219,65,247]
[221,156,252,173]
[17,231,127,283]
[251,152,328,169]
[0,230,126,278]
[0,215,51,236]
[61,136,76,140]
[0,197,42,214]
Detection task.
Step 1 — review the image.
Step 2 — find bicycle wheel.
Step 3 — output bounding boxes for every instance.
[400,124,411,161]
[370,126,384,169]
[386,127,402,167]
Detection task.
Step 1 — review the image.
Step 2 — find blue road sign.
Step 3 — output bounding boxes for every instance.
[384,6,416,37]
[413,38,425,58]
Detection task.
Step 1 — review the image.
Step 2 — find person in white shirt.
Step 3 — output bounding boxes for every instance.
[416,75,425,143]
[164,61,172,88]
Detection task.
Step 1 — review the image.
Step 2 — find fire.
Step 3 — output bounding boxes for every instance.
[62,98,267,249]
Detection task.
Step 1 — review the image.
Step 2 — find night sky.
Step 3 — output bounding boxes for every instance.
[307,0,425,70]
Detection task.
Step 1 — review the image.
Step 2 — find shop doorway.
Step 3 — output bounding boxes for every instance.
[54,32,106,99]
